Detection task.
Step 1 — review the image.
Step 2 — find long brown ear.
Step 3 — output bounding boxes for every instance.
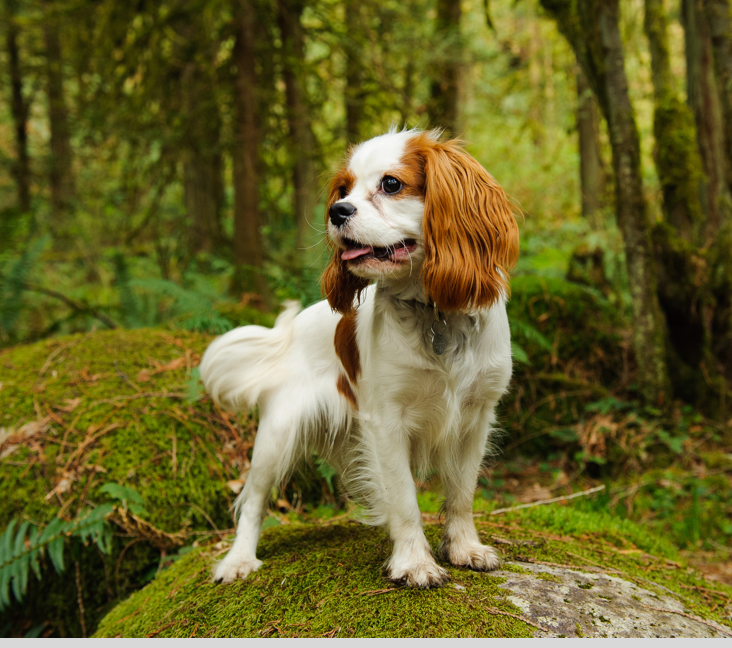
[418,137,519,312]
[320,166,370,315]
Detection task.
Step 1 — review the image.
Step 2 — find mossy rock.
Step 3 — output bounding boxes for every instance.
[95,507,732,638]
[0,329,248,636]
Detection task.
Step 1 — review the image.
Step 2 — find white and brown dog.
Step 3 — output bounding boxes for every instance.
[200,128,519,588]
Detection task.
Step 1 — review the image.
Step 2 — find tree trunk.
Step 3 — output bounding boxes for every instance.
[277,0,319,253]
[231,0,273,309]
[644,0,705,239]
[576,68,604,228]
[344,0,364,144]
[541,0,672,408]
[682,0,731,238]
[5,0,31,215]
[181,60,225,257]
[43,3,75,229]
[705,0,732,200]
[428,0,462,137]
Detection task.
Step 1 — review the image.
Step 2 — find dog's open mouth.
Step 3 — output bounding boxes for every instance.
[341,238,417,263]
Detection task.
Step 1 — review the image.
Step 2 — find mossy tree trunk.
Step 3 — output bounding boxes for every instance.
[5,0,31,216]
[428,0,462,137]
[231,0,273,309]
[644,0,731,414]
[541,0,672,409]
[576,67,605,228]
[277,0,320,253]
[681,0,731,235]
[704,0,732,197]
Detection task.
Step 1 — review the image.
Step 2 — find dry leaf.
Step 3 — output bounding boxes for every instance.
[55,398,82,412]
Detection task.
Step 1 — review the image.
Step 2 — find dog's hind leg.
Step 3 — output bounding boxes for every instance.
[212,397,303,583]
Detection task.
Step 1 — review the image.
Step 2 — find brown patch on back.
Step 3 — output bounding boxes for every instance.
[336,373,358,408]
[334,314,360,383]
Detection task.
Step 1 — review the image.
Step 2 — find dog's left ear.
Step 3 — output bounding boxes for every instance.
[321,166,370,315]
[419,138,520,312]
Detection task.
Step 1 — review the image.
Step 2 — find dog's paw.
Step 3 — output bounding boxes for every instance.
[440,542,500,571]
[211,555,263,584]
[386,559,450,589]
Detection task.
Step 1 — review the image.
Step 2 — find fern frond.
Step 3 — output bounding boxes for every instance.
[510,318,554,354]
[511,341,531,365]
[0,237,47,336]
[0,504,115,610]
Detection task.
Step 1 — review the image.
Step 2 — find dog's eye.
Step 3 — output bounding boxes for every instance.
[381,176,402,195]
[339,186,347,199]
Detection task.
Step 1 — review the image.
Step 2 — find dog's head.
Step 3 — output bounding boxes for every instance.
[322,129,519,315]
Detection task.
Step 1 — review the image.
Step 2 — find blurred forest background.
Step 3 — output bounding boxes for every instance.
[1,0,732,636]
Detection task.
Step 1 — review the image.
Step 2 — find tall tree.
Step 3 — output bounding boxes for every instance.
[344,0,365,143]
[645,0,704,240]
[576,68,605,228]
[428,0,462,137]
[4,0,31,215]
[277,0,319,252]
[43,0,75,228]
[231,0,273,308]
[178,21,225,257]
[682,0,730,235]
[541,0,672,408]
[644,0,731,411]
[705,0,732,196]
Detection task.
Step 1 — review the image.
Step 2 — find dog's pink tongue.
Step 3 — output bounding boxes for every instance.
[342,246,372,260]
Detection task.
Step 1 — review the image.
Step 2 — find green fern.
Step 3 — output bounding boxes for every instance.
[0,504,114,610]
[511,341,531,365]
[0,237,47,338]
[509,318,554,355]
[128,278,231,333]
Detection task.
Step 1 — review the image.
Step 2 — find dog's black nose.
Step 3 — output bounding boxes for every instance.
[329,202,356,227]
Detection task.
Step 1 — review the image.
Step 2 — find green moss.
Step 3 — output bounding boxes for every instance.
[535,573,562,582]
[0,329,250,636]
[95,523,534,638]
[95,507,732,638]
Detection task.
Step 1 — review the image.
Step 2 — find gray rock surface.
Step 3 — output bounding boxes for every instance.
[495,562,732,638]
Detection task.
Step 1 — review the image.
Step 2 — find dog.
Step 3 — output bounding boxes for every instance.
[200,128,519,588]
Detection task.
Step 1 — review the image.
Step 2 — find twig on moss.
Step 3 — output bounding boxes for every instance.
[356,588,396,596]
[679,582,731,600]
[477,485,606,516]
[643,606,732,637]
[146,619,188,638]
[476,603,551,634]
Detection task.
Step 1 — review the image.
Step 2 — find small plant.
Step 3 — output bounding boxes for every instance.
[0,483,148,610]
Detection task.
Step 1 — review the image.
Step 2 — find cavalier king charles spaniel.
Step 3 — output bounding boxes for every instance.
[200,128,520,588]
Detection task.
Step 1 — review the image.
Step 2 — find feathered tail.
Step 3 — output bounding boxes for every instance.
[199,301,301,412]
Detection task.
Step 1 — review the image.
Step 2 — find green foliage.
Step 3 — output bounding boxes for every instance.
[0,238,47,342]
[0,504,114,611]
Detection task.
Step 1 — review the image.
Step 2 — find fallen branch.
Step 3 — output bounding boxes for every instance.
[24,283,119,329]
[477,485,606,516]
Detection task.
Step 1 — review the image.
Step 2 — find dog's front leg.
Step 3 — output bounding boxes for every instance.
[437,423,500,571]
[369,423,450,588]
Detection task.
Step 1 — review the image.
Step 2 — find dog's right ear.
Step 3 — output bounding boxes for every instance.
[321,166,370,315]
